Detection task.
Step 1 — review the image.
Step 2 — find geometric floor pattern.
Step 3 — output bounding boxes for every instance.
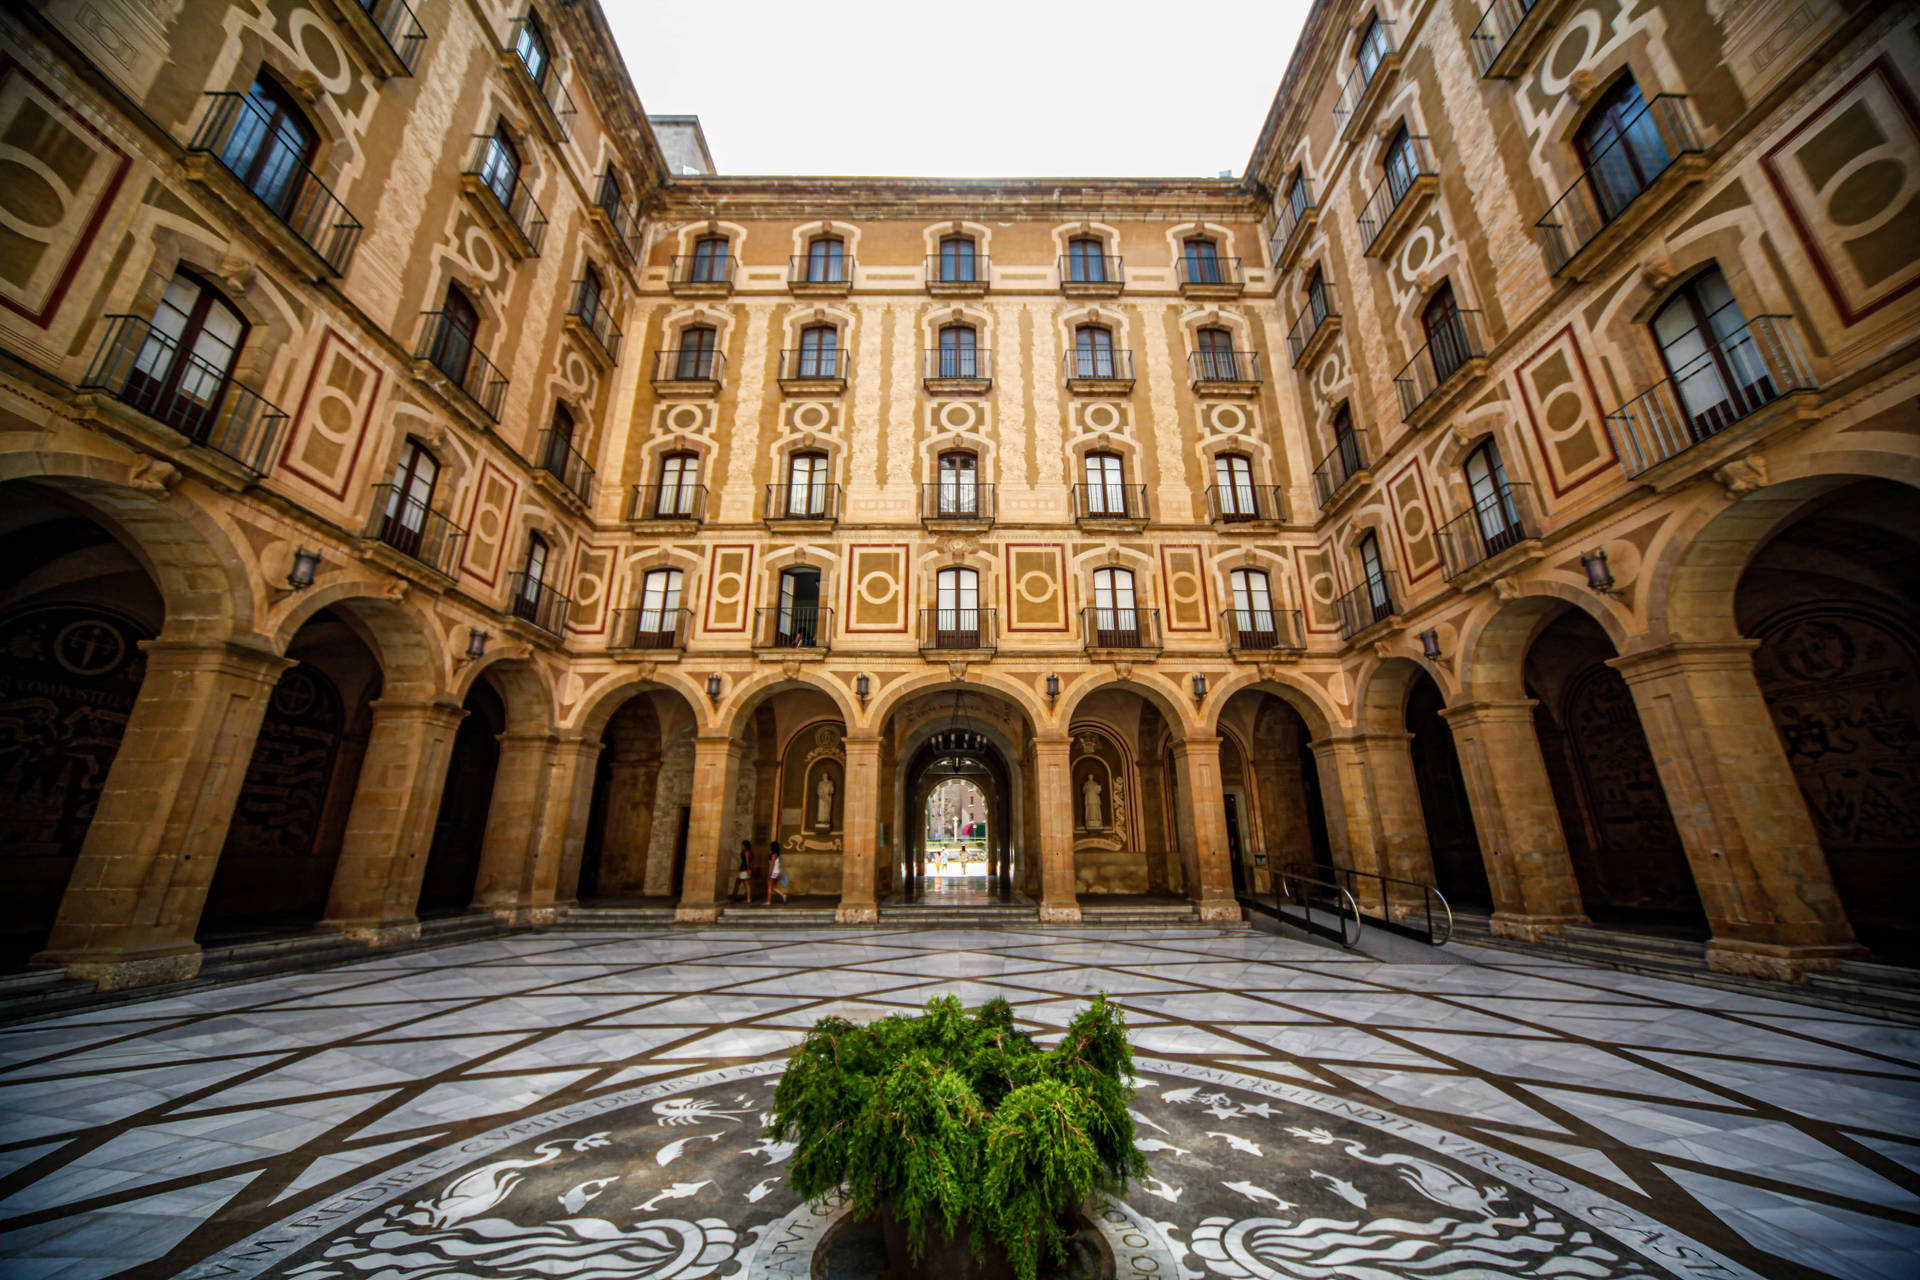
[1,926,1917,1279]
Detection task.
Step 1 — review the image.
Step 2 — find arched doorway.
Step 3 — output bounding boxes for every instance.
[1216,687,1333,895]
[924,777,989,876]
[1406,673,1490,909]
[883,684,1033,906]
[577,686,704,905]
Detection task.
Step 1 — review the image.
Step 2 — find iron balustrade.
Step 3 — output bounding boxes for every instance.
[919,608,998,652]
[925,253,991,284]
[1312,433,1369,507]
[1469,0,1540,75]
[592,171,642,254]
[779,348,849,380]
[507,571,571,637]
[1287,861,1454,946]
[1268,180,1316,261]
[1606,314,1815,477]
[764,483,841,521]
[1070,483,1150,522]
[567,279,622,362]
[652,347,726,384]
[357,0,427,72]
[611,605,693,651]
[1058,253,1123,284]
[414,310,508,420]
[1438,481,1538,579]
[506,17,576,140]
[920,483,997,521]
[1175,256,1244,289]
[1064,348,1135,381]
[536,429,594,505]
[630,483,707,521]
[1288,284,1339,366]
[1264,867,1363,947]
[1537,96,1704,274]
[1206,484,1286,524]
[463,134,548,253]
[669,254,736,287]
[80,314,288,475]
[1189,348,1262,385]
[1333,20,1397,130]
[365,483,467,577]
[1357,135,1437,253]
[1081,607,1161,651]
[1395,309,1488,419]
[188,92,363,275]
[922,348,994,381]
[757,605,833,649]
[1226,608,1306,653]
[788,254,855,285]
[1334,573,1400,639]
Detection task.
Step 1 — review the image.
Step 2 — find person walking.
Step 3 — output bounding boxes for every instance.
[767,838,789,905]
[731,838,754,903]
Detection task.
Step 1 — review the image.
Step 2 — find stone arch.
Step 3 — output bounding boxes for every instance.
[1203,670,1343,741]
[273,586,446,702]
[717,668,860,738]
[452,653,556,734]
[1356,654,1450,734]
[569,669,708,741]
[1458,588,1630,701]
[864,669,1049,736]
[1057,671,1201,739]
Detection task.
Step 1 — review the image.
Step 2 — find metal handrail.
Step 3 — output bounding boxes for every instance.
[1334,573,1399,639]
[669,254,736,287]
[630,483,707,521]
[463,134,548,253]
[920,483,997,521]
[1058,253,1124,285]
[789,254,855,285]
[1395,309,1489,419]
[756,605,833,649]
[779,348,849,380]
[1333,18,1397,128]
[611,605,692,651]
[507,17,576,140]
[536,429,594,505]
[188,92,363,275]
[1537,96,1704,274]
[365,484,467,577]
[1176,256,1244,289]
[652,347,726,384]
[1312,433,1368,507]
[1358,135,1437,253]
[922,348,994,381]
[1273,868,1364,948]
[1206,484,1286,524]
[507,571,571,637]
[919,608,998,651]
[1189,349,1262,384]
[1064,349,1135,381]
[1289,284,1339,366]
[1268,179,1316,261]
[1437,482,1537,579]
[1285,861,1453,946]
[1226,608,1305,653]
[1469,0,1539,76]
[1080,607,1161,651]
[79,314,288,475]
[926,253,991,284]
[414,310,508,420]
[567,280,622,362]
[764,483,841,521]
[361,0,427,72]
[1070,483,1150,521]
[1606,314,1815,476]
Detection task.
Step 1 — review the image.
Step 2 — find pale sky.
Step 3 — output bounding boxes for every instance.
[605,0,1315,179]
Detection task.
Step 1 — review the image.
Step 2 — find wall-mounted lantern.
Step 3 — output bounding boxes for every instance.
[1581,549,1616,595]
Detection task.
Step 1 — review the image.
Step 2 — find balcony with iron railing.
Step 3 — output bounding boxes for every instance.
[507,572,571,639]
[319,0,426,78]
[778,348,849,392]
[1469,0,1572,78]
[1189,348,1262,394]
[788,254,855,294]
[1312,433,1369,509]
[1358,137,1439,256]
[1064,348,1136,393]
[1288,286,1342,368]
[764,484,841,525]
[926,254,991,294]
[1334,574,1400,641]
[1081,607,1161,654]
[1206,485,1287,526]
[1606,314,1817,479]
[1070,483,1150,526]
[79,314,289,477]
[1332,21,1401,141]
[184,92,363,277]
[565,279,622,366]
[505,17,576,143]
[1437,482,1541,583]
[923,347,994,391]
[1059,254,1124,296]
[1395,309,1489,425]
[1226,609,1306,655]
[651,347,725,392]
[365,484,467,579]
[460,134,547,259]
[535,429,594,508]
[610,605,693,653]
[630,483,707,524]
[920,483,997,526]
[591,171,643,264]
[919,608,998,655]
[1267,182,1318,271]
[668,254,736,296]
[413,310,507,421]
[756,605,833,652]
[1537,95,1706,279]
[1176,255,1245,298]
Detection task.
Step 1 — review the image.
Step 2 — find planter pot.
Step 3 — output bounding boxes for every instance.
[877,1207,1015,1280]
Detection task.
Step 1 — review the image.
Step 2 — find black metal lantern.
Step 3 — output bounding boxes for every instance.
[286,546,321,590]
[1581,549,1615,594]
[465,627,489,661]
[706,673,723,702]
[1418,628,1442,661]
[1045,673,1060,700]
[1191,673,1207,701]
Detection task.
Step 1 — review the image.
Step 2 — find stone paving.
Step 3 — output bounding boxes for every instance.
[0,926,1917,1279]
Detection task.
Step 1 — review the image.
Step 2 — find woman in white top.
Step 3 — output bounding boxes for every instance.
[767,839,789,904]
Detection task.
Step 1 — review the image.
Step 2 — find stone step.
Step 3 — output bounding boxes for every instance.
[561,908,679,928]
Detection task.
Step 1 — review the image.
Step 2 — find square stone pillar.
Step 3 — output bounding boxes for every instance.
[1171,736,1244,922]
[1307,734,1387,879]
[1611,640,1858,979]
[35,639,293,990]
[1439,699,1589,940]
[837,735,882,924]
[471,731,558,917]
[317,698,466,947]
[1033,734,1081,922]
[1358,730,1439,918]
[676,735,744,923]
[524,735,606,922]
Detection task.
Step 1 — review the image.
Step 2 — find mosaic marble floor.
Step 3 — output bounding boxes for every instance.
[1,926,1918,1279]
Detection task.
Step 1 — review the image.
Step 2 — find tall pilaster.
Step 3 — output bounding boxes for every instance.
[676,734,744,923]
[1172,736,1243,922]
[1033,733,1081,922]
[837,734,882,923]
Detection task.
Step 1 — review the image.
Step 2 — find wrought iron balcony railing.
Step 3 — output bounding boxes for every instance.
[1227,609,1306,653]
[1058,253,1124,286]
[1064,348,1135,382]
[1334,574,1400,640]
[1312,433,1369,508]
[1469,0,1539,76]
[414,310,508,420]
[630,483,707,522]
[1606,314,1816,477]
[365,484,467,578]
[1437,482,1539,580]
[1268,180,1316,263]
[1071,483,1150,522]
[788,254,854,286]
[1081,607,1161,652]
[507,571,571,638]
[920,483,996,522]
[592,171,642,255]
[919,608,998,652]
[611,605,693,651]
[779,348,849,380]
[1206,484,1286,524]
[652,347,725,385]
[1189,349,1262,386]
[567,279,622,362]
[926,254,991,285]
[357,0,427,73]
[1395,309,1488,420]
[80,313,288,475]
[463,134,548,254]
[1333,20,1398,131]
[1357,136,1437,253]
[757,605,833,650]
[1288,285,1339,366]
[507,17,576,140]
[536,429,594,505]
[669,254,736,288]
[922,348,994,382]
[764,484,841,521]
[188,92,363,276]
[1537,95,1704,275]
[1176,256,1244,290]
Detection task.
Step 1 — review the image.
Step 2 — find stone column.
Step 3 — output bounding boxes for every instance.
[597,746,662,897]
[1440,699,1588,940]
[1612,640,1858,979]
[1033,733,1081,922]
[837,735,882,923]
[317,697,466,946]
[1359,730,1438,919]
[1308,734,1385,878]
[470,731,558,918]
[35,639,293,990]
[521,735,605,921]
[676,734,744,923]
[1136,756,1172,894]
[1172,736,1243,922]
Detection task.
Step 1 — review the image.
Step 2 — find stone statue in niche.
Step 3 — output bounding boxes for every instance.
[1082,773,1105,829]
[815,771,836,828]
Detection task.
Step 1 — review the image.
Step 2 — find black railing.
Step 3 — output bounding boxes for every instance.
[652,347,725,384]
[789,254,854,285]
[463,134,548,253]
[1081,606,1160,651]
[79,314,288,475]
[365,484,466,577]
[630,483,707,521]
[414,311,508,420]
[1606,314,1815,477]
[1469,0,1540,75]
[1438,482,1537,579]
[1058,253,1124,285]
[1334,573,1400,640]
[1227,609,1306,653]
[919,608,998,651]
[1206,484,1286,524]
[507,571,570,637]
[360,0,427,72]
[764,483,841,521]
[926,253,991,284]
[536,429,594,505]
[1266,867,1363,948]
[757,605,833,649]
[567,279,622,362]
[1395,309,1488,419]
[592,171,643,254]
[1268,181,1316,261]
[669,254,736,288]
[1289,286,1339,366]
[1176,256,1244,289]
[1358,136,1437,253]
[188,92,363,275]
[1189,349,1262,385]
[779,348,849,380]
[922,348,994,381]
[920,483,996,521]
[1537,96,1704,274]
[611,605,693,651]
[1333,20,1397,129]
[1313,434,1369,507]
[1070,483,1150,522]
[1064,348,1135,381]
[1285,862,1452,946]
[507,17,576,140]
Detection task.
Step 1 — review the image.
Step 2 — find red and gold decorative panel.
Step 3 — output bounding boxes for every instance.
[1387,459,1441,584]
[1516,326,1615,498]
[1004,544,1068,632]
[845,545,909,632]
[1157,545,1212,632]
[1293,541,1340,635]
[459,461,518,590]
[280,329,382,500]
[567,543,615,638]
[704,545,755,632]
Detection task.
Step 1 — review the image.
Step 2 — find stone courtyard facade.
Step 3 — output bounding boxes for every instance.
[0,0,1916,992]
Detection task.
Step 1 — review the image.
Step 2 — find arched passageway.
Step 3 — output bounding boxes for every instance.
[1215,687,1332,894]
[886,684,1030,906]
[578,687,705,904]
[1406,674,1489,910]
[1068,688,1178,899]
